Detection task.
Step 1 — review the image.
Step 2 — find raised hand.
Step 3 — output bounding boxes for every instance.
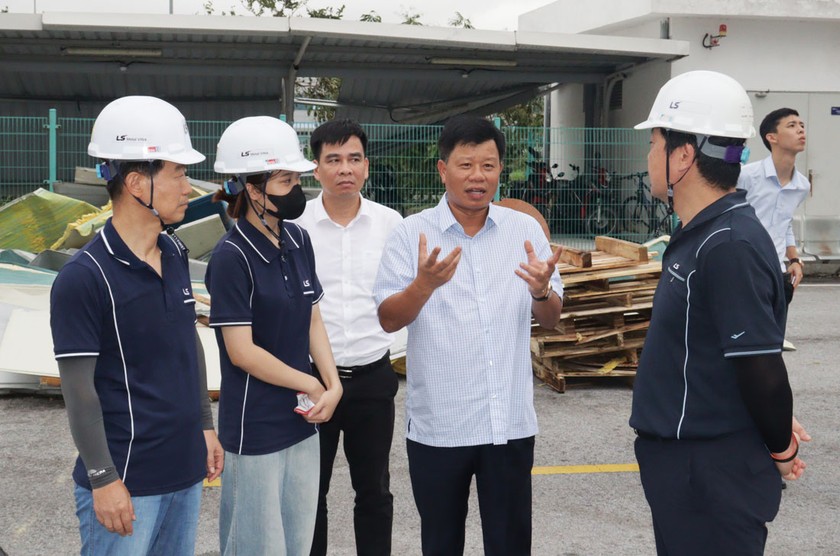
[515,240,563,298]
[415,233,462,295]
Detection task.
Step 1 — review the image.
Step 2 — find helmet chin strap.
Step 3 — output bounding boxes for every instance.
[128,161,174,234]
[242,175,285,249]
[663,129,697,216]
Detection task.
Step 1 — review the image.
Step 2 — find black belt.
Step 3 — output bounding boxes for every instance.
[634,429,677,442]
[336,351,390,379]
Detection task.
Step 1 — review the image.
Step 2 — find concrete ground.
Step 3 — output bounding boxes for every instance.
[1,278,838,555]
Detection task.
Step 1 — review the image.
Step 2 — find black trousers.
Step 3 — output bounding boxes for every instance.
[783,271,795,306]
[310,356,398,556]
[635,429,782,556]
[406,436,535,556]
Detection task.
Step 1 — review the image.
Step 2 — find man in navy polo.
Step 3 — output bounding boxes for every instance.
[50,96,223,555]
[629,71,808,555]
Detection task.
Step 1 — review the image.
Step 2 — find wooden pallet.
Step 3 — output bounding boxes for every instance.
[532,353,638,393]
[532,236,660,392]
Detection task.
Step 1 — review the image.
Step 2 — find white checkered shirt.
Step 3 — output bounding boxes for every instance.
[374,195,563,447]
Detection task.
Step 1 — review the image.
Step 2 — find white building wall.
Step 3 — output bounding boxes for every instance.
[522,0,840,238]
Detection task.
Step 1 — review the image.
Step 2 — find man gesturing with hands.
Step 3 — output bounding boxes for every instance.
[374,115,563,556]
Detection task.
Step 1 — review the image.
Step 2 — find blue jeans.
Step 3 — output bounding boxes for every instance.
[220,433,320,555]
[74,480,203,556]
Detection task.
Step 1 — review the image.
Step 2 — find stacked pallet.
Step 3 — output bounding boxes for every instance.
[531,236,662,393]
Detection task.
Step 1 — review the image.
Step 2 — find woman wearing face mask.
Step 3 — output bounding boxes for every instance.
[206,116,342,555]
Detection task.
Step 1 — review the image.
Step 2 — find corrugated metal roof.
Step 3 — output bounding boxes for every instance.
[0,12,688,123]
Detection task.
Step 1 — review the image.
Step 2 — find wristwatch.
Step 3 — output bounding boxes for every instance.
[531,282,553,302]
[789,257,803,268]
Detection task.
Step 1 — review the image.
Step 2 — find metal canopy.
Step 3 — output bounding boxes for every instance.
[0,12,688,124]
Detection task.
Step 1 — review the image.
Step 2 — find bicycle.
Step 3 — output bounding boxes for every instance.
[507,146,563,231]
[557,162,618,236]
[619,171,674,237]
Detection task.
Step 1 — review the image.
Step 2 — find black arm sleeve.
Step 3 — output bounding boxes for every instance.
[57,357,119,489]
[733,353,793,453]
[196,332,214,430]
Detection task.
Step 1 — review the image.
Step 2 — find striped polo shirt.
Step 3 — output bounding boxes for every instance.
[50,219,206,496]
[630,190,786,440]
[205,218,322,455]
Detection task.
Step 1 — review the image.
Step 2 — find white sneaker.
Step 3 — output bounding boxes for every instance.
[782,339,797,352]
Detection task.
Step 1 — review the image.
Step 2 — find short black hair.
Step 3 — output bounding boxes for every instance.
[105,160,165,200]
[310,119,368,160]
[759,108,800,152]
[438,115,505,163]
[663,130,744,191]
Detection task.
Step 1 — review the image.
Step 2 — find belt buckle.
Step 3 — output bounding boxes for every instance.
[338,368,354,379]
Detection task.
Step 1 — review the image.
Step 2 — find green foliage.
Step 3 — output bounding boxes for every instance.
[203,1,238,15]
[299,77,341,122]
[448,12,473,29]
[307,5,345,19]
[495,95,545,127]
[359,11,382,23]
[400,10,423,25]
[242,0,305,17]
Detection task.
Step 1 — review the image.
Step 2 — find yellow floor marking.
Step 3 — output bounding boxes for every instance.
[532,463,639,475]
[204,478,221,487]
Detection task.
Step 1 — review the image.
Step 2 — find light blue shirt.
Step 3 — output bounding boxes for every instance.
[373,195,563,447]
[737,156,810,269]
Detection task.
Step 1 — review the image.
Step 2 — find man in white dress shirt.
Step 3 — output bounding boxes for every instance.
[738,108,810,305]
[293,119,403,556]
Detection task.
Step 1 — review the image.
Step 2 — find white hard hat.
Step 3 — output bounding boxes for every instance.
[635,71,755,139]
[214,116,316,175]
[88,96,205,164]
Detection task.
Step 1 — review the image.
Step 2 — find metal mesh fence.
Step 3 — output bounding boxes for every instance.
[0,112,671,244]
[0,116,49,202]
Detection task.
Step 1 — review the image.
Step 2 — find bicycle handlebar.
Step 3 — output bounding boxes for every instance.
[615,171,649,180]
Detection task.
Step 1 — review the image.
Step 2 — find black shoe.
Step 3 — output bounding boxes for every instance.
[781,481,787,490]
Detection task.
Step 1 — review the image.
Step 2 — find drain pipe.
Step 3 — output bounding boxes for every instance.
[284,36,312,125]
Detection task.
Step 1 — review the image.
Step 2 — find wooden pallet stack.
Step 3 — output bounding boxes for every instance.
[531,236,662,392]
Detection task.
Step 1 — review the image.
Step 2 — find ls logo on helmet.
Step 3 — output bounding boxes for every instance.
[669,101,681,109]
[240,150,269,157]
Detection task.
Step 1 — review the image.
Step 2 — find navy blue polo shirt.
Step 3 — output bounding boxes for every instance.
[630,190,786,440]
[205,219,323,455]
[50,219,206,496]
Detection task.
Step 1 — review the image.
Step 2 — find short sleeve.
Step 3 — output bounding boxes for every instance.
[50,261,106,359]
[700,240,784,357]
[373,223,415,307]
[206,246,255,327]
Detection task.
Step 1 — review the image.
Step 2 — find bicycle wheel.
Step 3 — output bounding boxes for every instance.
[651,199,673,235]
[586,205,618,236]
[622,196,649,235]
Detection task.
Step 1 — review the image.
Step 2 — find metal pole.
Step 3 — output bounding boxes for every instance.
[493,116,502,201]
[45,108,58,191]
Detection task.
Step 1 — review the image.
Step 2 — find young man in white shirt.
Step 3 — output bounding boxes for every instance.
[294,120,403,556]
[738,108,810,305]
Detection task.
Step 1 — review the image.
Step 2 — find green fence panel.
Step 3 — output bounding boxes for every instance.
[1,110,669,246]
[0,116,49,203]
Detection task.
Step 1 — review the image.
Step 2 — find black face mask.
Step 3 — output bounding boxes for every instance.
[264,184,306,221]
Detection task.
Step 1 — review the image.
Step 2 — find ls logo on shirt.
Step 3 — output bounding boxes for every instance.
[182,285,196,304]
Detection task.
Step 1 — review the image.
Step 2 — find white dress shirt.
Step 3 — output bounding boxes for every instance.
[737,156,810,270]
[293,193,403,367]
